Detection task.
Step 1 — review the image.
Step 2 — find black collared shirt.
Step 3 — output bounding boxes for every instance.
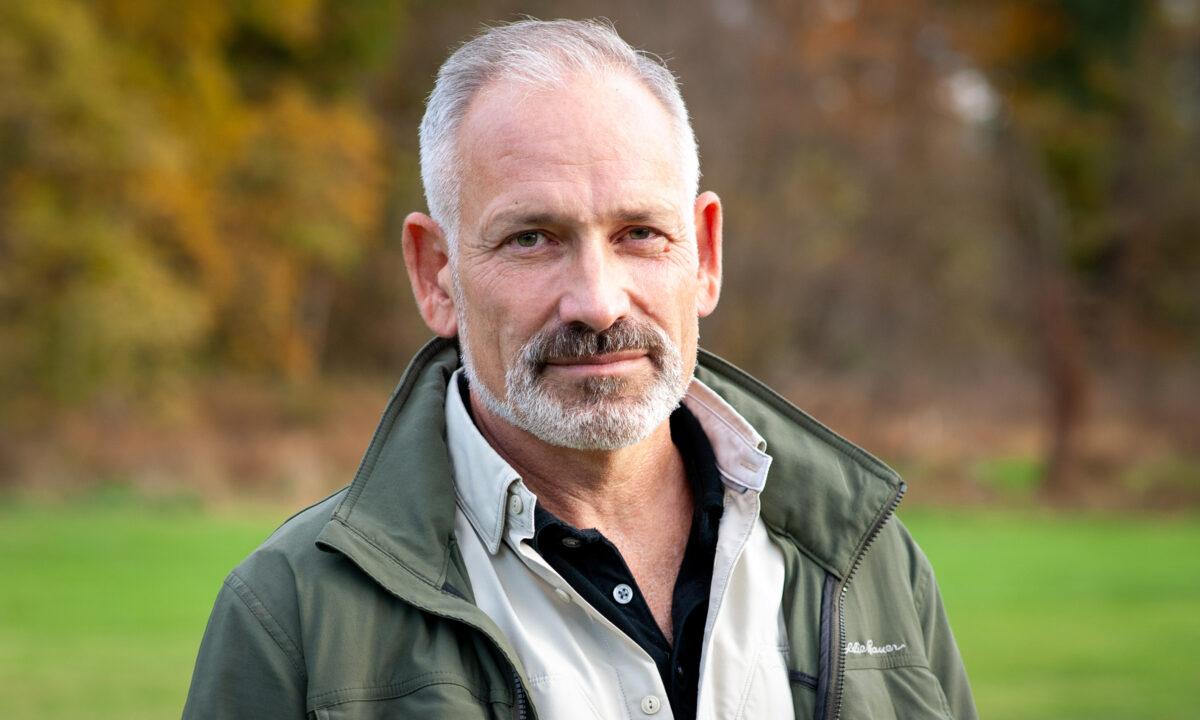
[530,405,725,720]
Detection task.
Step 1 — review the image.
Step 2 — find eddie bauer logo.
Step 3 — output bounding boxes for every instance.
[845,640,908,656]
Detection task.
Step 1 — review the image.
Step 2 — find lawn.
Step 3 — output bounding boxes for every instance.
[1,500,1197,719]
[0,500,278,720]
[903,509,1200,720]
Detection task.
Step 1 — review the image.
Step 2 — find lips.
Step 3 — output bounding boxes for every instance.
[544,350,648,367]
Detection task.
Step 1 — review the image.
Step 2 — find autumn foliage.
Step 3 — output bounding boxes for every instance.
[0,0,390,406]
[1,0,1196,500]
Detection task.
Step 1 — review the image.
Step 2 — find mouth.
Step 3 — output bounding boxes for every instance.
[542,350,650,376]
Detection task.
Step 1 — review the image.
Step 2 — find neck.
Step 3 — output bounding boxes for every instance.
[468,388,689,534]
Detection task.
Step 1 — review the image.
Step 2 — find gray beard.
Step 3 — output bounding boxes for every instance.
[457,318,691,451]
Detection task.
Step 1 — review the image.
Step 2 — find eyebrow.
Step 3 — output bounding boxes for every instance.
[487,207,674,231]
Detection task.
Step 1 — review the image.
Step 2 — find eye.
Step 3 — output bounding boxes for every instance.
[510,230,546,249]
[620,226,666,248]
[626,227,655,241]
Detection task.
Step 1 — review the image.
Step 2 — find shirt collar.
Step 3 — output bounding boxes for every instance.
[444,368,773,555]
[444,369,528,554]
[679,378,772,493]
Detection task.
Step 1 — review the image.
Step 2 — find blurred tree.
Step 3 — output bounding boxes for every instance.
[945,0,1200,496]
[2,0,1196,503]
[0,0,401,415]
[0,0,212,407]
[702,0,1019,393]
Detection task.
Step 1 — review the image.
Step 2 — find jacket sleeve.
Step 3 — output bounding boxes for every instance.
[914,556,978,720]
[183,572,308,719]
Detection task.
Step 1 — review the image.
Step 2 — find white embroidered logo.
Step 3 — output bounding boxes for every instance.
[845,640,908,656]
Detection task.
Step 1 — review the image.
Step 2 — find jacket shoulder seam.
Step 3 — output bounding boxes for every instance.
[902,524,934,620]
[224,571,307,679]
[914,556,932,620]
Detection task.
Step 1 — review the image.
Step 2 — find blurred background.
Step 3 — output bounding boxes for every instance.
[1,1,1197,718]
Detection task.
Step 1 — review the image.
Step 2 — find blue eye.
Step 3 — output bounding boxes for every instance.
[626,227,656,241]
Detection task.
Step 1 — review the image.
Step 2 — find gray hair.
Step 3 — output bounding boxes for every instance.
[418,18,700,250]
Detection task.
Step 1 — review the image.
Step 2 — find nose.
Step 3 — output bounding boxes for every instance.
[557,236,630,332]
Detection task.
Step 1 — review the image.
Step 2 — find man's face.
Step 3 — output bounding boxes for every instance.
[446,70,718,449]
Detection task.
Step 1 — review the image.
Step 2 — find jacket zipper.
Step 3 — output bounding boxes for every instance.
[511,668,529,720]
[827,481,906,720]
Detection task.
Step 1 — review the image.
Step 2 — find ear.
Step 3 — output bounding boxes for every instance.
[401,212,458,337]
[693,191,723,317]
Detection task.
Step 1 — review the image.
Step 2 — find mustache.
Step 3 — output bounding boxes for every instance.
[519,319,668,370]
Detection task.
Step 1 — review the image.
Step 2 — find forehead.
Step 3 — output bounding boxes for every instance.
[454,71,686,224]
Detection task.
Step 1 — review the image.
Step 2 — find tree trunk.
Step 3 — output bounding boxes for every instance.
[996,116,1090,501]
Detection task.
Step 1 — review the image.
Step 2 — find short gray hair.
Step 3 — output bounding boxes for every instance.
[418,18,700,249]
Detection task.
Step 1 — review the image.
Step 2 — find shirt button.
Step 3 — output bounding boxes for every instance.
[554,587,571,604]
[640,695,662,715]
[561,536,582,548]
[507,494,524,516]
[612,583,634,604]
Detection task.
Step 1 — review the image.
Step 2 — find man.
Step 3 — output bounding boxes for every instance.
[184,19,976,720]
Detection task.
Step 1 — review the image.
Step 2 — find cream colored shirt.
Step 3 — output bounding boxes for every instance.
[445,369,792,719]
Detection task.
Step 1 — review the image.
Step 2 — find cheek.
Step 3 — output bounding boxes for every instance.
[664,243,702,293]
[460,270,557,360]
[649,255,703,319]
[629,258,702,353]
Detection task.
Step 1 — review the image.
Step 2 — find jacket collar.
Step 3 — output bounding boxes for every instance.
[318,337,903,590]
[693,351,905,579]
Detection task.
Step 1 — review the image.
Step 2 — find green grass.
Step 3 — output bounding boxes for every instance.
[1,501,1198,719]
[902,510,1200,720]
[0,500,284,720]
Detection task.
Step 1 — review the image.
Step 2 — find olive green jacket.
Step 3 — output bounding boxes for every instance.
[183,339,977,720]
